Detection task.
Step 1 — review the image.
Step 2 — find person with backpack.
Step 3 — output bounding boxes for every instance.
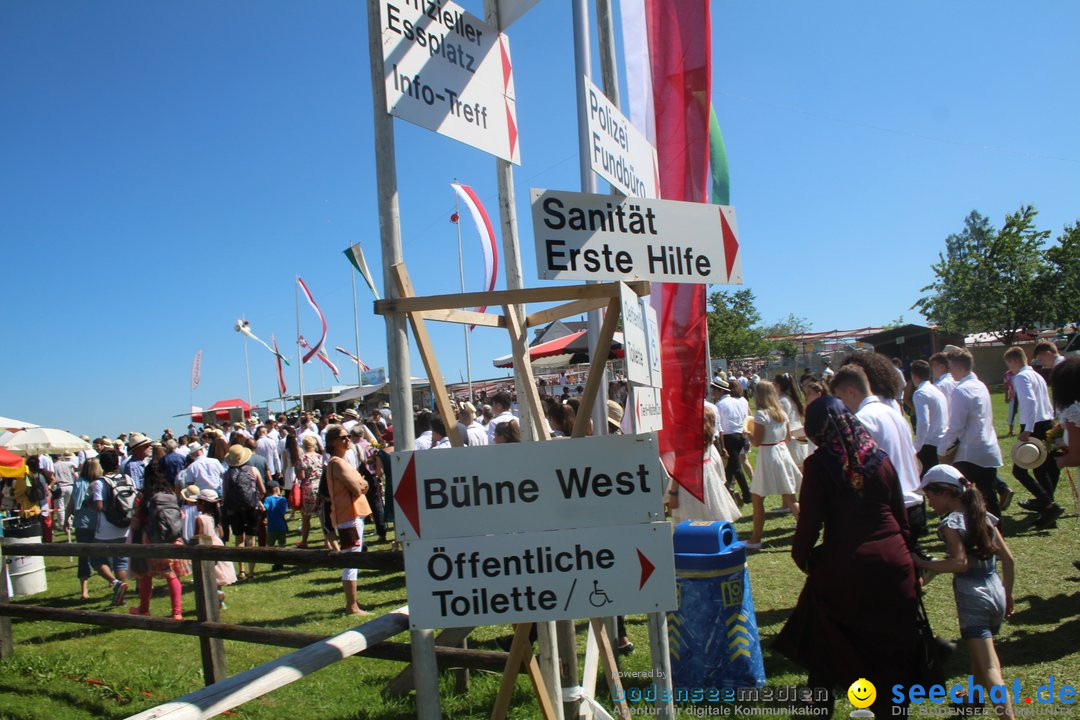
[128,461,190,620]
[90,449,132,606]
[221,444,266,581]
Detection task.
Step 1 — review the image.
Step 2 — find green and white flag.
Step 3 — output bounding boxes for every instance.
[343,242,380,300]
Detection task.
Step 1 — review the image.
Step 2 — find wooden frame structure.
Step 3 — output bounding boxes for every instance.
[374,262,647,720]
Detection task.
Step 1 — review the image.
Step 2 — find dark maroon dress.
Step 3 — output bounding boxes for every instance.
[774,452,920,694]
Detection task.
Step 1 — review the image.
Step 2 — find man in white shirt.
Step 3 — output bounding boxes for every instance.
[91,449,131,606]
[254,426,282,482]
[714,379,750,503]
[414,410,434,450]
[76,435,98,468]
[1004,346,1061,527]
[457,402,489,447]
[929,352,957,413]
[486,392,518,445]
[341,408,360,434]
[179,442,225,493]
[1033,340,1065,381]
[833,366,926,539]
[910,360,948,475]
[937,348,1004,517]
[52,453,79,532]
[430,416,452,449]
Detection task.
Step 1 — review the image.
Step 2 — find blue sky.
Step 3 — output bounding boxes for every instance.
[2,1,1078,437]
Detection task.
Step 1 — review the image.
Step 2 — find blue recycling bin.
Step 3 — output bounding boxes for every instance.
[668,521,766,689]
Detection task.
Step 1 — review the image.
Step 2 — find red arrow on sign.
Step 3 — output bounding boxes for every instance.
[637,549,655,589]
[720,207,739,279]
[395,455,421,537]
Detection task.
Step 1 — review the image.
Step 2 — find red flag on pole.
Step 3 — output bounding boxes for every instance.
[272,336,287,396]
[647,0,712,502]
[296,277,327,364]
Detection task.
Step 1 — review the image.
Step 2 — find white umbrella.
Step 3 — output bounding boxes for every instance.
[0,416,39,431]
[0,428,90,456]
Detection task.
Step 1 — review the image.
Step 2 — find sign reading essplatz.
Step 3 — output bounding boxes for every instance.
[531,188,741,284]
[380,0,520,163]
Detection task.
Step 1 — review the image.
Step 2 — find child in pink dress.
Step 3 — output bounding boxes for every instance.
[195,489,237,609]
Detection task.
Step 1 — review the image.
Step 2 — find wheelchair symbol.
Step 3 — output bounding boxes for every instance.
[588,580,613,608]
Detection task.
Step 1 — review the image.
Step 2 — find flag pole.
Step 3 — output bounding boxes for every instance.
[453,187,474,400]
[241,315,254,409]
[295,277,305,412]
[351,265,363,389]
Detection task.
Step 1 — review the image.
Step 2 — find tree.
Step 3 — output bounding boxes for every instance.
[761,314,812,359]
[913,206,1052,344]
[707,289,769,363]
[1042,221,1080,326]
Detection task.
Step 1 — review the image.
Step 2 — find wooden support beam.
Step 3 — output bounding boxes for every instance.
[524,298,610,329]
[0,542,403,570]
[491,623,557,720]
[589,618,630,719]
[417,308,505,329]
[503,305,550,441]
[393,263,464,448]
[572,296,621,438]
[374,281,649,316]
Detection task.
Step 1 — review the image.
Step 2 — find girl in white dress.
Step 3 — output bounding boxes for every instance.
[668,405,741,523]
[747,381,801,548]
[775,373,810,473]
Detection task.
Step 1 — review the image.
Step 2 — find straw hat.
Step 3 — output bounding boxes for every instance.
[710,378,730,392]
[607,400,624,429]
[197,488,219,503]
[186,441,204,455]
[127,432,152,450]
[224,444,253,467]
[743,416,755,434]
[180,484,200,503]
[1011,438,1048,470]
[343,408,360,419]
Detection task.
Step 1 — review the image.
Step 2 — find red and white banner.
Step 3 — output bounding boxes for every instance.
[624,0,712,501]
[191,350,202,391]
[296,277,327,364]
[335,346,370,372]
[450,182,499,324]
[272,336,287,397]
[299,336,340,379]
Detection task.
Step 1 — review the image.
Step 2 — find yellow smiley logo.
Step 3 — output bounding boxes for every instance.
[848,678,876,709]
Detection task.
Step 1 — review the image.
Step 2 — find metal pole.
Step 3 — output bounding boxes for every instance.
[573,0,610,445]
[295,278,305,412]
[351,268,363,389]
[454,191,473,399]
[241,317,253,409]
[365,1,434,718]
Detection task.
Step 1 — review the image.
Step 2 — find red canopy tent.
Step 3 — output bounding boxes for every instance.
[192,399,256,423]
[492,329,624,369]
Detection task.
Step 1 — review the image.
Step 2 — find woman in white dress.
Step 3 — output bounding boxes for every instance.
[775,373,810,472]
[747,381,801,548]
[668,405,741,523]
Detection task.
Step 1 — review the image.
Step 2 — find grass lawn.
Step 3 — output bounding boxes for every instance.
[1,389,1077,719]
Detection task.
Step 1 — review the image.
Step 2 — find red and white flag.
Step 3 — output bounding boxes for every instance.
[335,346,370,372]
[300,336,340,379]
[272,335,287,396]
[296,277,327,364]
[450,182,499,326]
[191,350,202,391]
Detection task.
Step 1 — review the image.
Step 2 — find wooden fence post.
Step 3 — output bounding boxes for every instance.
[192,536,226,685]
[0,543,12,660]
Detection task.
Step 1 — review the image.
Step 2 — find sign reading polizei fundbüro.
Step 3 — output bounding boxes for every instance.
[583,75,658,198]
[404,522,675,628]
[531,188,741,284]
[380,0,520,164]
[391,433,665,540]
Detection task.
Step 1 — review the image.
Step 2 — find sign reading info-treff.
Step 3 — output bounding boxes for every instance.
[391,433,666,541]
[379,0,520,163]
[404,522,676,628]
[531,188,741,284]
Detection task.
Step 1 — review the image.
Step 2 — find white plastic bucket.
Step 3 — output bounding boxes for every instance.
[4,535,47,597]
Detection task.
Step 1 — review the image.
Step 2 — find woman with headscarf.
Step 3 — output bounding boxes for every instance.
[774,396,920,718]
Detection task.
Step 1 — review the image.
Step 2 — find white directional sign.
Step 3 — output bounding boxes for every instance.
[583,76,658,198]
[391,433,666,540]
[642,298,662,388]
[629,385,663,434]
[379,0,520,163]
[531,188,741,284]
[620,283,650,386]
[404,522,676,628]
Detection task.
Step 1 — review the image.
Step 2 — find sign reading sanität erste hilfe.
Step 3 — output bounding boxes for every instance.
[404,522,675,629]
[531,188,741,284]
[379,0,520,164]
[391,433,665,541]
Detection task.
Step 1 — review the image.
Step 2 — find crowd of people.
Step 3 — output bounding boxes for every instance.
[691,342,1077,719]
